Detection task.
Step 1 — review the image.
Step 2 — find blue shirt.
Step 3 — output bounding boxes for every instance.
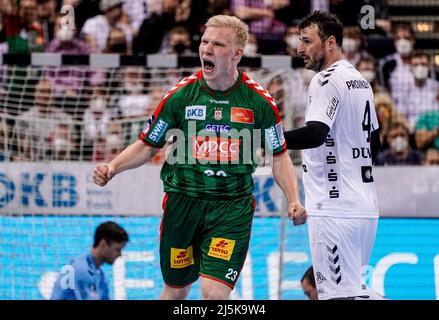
[51,253,109,300]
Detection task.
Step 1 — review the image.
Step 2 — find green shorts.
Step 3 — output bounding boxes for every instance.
[159,192,255,289]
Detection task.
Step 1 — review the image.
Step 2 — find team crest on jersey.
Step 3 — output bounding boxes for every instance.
[214,107,223,121]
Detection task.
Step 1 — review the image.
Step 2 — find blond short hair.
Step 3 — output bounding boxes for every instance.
[205,15,249,49]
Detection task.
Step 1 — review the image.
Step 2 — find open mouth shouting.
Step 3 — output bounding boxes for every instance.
[203,59,215,74]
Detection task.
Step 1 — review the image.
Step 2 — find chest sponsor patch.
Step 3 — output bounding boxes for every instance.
[170,246,194,268]
[185,105,206,120]
[205,123,231,133]
[326,97,339,120]
[192,136,240,162]
[208,238,236,261]
[231,107,254,124]
[148,119,169,142]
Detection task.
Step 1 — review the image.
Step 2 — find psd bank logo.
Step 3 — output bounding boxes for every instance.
[0,172,78,208]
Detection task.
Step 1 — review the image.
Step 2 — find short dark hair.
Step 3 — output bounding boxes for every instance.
[299,11,344,47]
[388,121,409,136]
[301,266,316,288]
[410,51,430,61]
[93,221,129,247]
[392,23,415,39]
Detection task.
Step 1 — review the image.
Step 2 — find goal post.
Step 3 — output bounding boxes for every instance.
[0,53,310,300]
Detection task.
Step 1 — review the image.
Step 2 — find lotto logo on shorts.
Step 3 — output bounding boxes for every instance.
[170,246,194,268]
[208,238,236,261]
[192,136,240,162]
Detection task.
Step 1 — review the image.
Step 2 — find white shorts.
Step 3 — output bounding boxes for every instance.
[308,216,378,300]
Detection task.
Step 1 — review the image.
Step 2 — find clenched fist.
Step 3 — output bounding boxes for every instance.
[288,202,307,226]
[93,164,115,186]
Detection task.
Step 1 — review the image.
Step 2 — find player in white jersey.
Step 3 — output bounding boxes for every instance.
[283,11,382,300]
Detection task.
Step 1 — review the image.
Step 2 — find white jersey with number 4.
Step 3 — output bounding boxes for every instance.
[303,59,379,218]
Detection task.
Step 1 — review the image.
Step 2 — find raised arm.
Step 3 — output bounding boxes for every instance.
[93,140,159,186]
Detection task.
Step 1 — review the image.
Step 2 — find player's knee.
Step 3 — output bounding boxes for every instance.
[201,279,232,300]
[201,288,230,300]
[161,284,191,300]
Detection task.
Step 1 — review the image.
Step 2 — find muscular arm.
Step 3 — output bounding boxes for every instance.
[284,121,330,150]
[271,152,307,225]
[93,140,159,186]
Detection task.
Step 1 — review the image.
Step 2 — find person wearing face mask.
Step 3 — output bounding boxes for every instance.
[45,14,95,99]
[284,22,301,58]
[378,23,416,112]
[403,52,439,131]
[103,27,129,54]
[342,26,369,67]
[81,0,133,53]
[243,32,259,57]
[46,14,94,54]
[357,56,390,95]
[376,122,422,166]
[116,67,152,118]
[162,25,195,55]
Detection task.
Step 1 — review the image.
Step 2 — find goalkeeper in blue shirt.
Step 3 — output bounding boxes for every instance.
[51,221,129,300]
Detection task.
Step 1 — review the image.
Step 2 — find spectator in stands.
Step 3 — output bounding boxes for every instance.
[284,21,301,58]
[83,86,113,144]
[161,25,195,55]
[51,221,129,300]
[243,32,259,57]
[103,122,125,162]
[376,121,422,166]
[37,0,57,43]
[424,148,439,166]
[301,266,317,300]
[61,0,101,33]
[342,26,369,67]
[112,66,152,118]
[81,0,133,53]
[357,56,387,94]
[53,123,74,160]
[13,79,74,161]
[45,14,95,99]
[134,0,192,55]
[403,52,439,131]
[2,0,46,53]
[415,109,439,152]
[103,27,130,54]
[374,92,407,145]
[267,75,285,122]
[378,23,416,111]
[122,0,156,36]
[231,0,288,54]
[46,14,94,54]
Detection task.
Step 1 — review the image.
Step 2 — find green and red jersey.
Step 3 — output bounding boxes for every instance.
[139,70,286,199]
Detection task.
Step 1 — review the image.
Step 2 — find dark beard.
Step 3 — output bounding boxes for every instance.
[307,44,326,72]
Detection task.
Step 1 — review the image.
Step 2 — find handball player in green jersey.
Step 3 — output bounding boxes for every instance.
[93,15,307,300]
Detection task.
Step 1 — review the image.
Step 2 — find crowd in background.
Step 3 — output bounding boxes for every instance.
[0,0,438,165]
